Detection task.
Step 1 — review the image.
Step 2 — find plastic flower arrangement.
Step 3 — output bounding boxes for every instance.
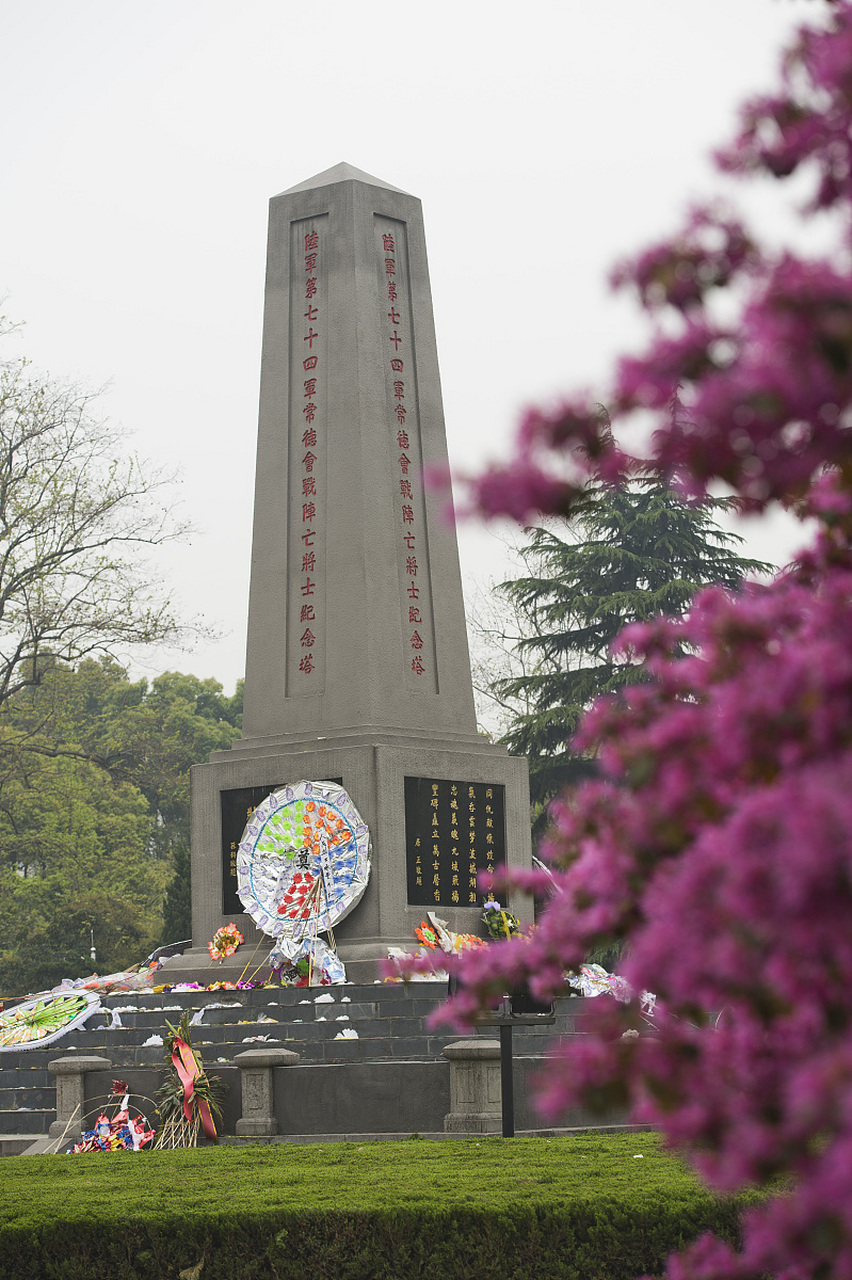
[414,917,486,953]
[207,923,244,962]
[481,899,520,941]
[0,993,90,1047]
[414,921,441,949]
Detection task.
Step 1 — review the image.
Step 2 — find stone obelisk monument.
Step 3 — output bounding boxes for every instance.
[182,164,531,980]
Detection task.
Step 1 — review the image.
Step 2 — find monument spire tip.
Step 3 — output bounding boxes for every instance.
[276,162,411,197]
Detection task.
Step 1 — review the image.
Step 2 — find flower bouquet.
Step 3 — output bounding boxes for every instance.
[208,923,244,962]
[481,899,520,941]
[414,921,441,949]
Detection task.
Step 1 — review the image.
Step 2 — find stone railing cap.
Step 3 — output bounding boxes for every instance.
[233,1048,300,1068]
[49,1055,112,1074]
[442,1039,501,1060]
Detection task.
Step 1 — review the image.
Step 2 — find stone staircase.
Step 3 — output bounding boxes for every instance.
[0,984,589,1152]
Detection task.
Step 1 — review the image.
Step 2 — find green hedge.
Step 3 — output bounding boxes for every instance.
[0,1133,759,1280]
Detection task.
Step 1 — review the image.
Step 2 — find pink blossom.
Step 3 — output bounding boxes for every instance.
[465,458,585,524]
[452,6,852,1276]
[611,208,761,313]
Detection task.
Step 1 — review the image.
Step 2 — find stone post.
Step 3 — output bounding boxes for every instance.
[442,1039,502,1134]
[48,1055,112,1141]
[234,1047,299,1137]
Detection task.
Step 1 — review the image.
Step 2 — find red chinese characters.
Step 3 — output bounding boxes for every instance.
[297,225,322,675]
[380,221,430,680]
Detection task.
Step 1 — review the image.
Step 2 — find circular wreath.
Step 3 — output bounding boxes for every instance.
[0,991,101,1052]
[208,923,244,962]
[236,780,370,939]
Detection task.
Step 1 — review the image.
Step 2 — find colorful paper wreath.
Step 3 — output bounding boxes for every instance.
[208,923,244,962]
[72,1081,155,1153]
[0,991,101,1051]
[236,780,371,939]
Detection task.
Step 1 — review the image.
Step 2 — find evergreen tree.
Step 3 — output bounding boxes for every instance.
[492,482,770,827]
[161,843,192,946]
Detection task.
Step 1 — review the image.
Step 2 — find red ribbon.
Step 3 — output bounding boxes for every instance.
[172,1037,218,1141]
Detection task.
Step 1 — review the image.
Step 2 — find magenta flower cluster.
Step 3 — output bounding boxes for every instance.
[446,6,852,1277]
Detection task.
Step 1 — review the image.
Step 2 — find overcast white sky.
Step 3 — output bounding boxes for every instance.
[0,1,827,695]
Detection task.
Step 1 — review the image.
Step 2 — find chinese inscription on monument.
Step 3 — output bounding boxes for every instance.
[376,218,437,692]
[404,777,506,907]
[290,219,328,692]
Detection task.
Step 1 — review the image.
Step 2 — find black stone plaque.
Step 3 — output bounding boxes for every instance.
[221,785,280,915]
[404,776,506,908]
[220,779,344,914]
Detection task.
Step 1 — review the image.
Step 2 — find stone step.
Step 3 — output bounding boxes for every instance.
[86,1000,580,1032]
[75,1014,412,1040]
[93,1034,460,1068]
[103,982,450,1008]
[0,1066,52,1089]
[0,986,588,1146]
[0,1108,52,1135]
[0,1135,34,1156]
[86,999,399,1028]
[0,1086,55,1111]
[0,1023,572,1073]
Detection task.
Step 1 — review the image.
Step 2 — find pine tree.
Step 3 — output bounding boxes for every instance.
[492,482,771,827]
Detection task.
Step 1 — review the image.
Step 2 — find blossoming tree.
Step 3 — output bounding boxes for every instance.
[450,5,852,1277]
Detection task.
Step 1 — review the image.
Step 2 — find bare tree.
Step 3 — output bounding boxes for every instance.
[464,541,560,743]
[0,322,192,705]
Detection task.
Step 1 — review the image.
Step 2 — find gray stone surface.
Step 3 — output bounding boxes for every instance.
[443,1038,502,1134]
[242,162,476,741]
[47,1054,111,1140]
[0,993,630,1151]
[234,1047,299,1137]
[273,1060,450,1137]
[185,165,533,976]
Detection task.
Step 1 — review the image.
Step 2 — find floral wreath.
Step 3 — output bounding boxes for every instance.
[208,923,244,962]
[0,992,99,1051]
[414,921,440,949]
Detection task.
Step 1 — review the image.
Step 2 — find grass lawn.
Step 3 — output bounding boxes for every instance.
[1,1131,697,1221]
[0,1132,753,1280]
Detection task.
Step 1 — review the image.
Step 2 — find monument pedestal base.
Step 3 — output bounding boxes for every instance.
[189,733,532,970]
[155,947,266,989]
[155,937,431,987]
